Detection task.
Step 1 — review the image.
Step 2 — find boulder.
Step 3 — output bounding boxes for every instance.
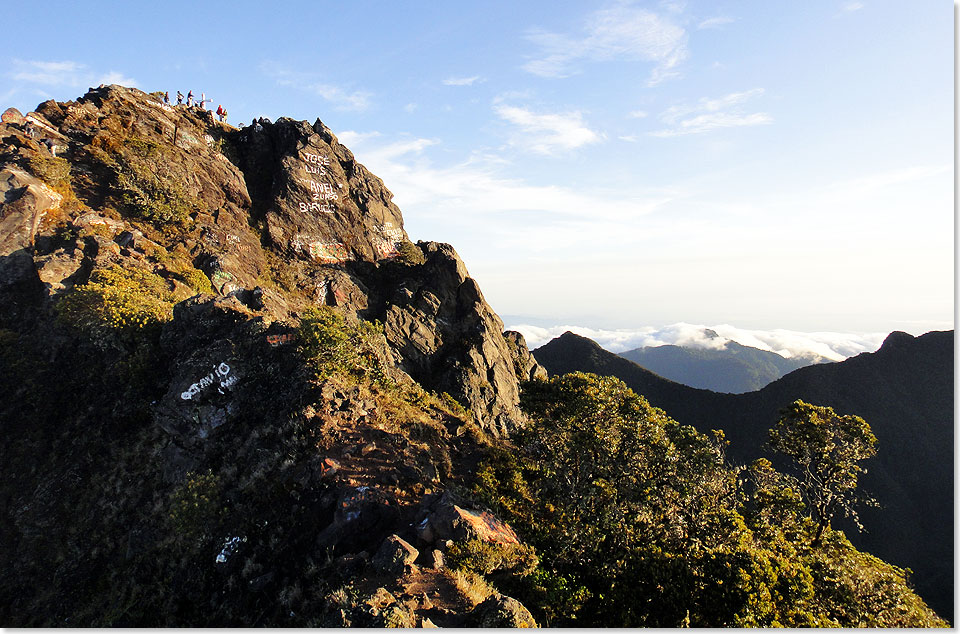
[370,534,419,576]
[425,494,520,546]
[468,594,538,628]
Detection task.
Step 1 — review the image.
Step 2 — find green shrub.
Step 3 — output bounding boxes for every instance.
[468,373,945,628]
[57,265,174,334]
[25,154,71,187]
[446,538,538,576]
[112,137,201,226]
[395,240,425,266]
[170,266,214,295]
[168,470,224,542]
[296,306,385,382]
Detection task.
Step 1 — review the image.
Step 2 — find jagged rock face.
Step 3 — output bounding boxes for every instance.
[232,116,408,264]
[504,330,548,382]
[0,167,56,313]
[364,241,528,436]
[0,84,532,435]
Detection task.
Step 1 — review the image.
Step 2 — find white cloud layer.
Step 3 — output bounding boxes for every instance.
[523,5,688,85]
[509,322,890,362]
[494,104,602,155]
[651,88,771,136]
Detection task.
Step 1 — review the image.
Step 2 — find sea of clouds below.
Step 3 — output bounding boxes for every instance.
[508,322,893,362]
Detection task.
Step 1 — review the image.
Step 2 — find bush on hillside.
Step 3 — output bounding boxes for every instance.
[296,306,386,382]
[57,265,175,336]
[470,372,946,628]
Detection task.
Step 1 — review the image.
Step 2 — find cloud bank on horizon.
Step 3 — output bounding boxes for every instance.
[510,322,892,362]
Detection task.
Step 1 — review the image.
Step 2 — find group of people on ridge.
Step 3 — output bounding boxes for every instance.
[163,90,228,122]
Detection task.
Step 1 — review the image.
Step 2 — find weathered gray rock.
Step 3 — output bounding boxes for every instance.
[0,167,61,255]
[232,116,408,268]
[369,242,528,436]
[370,534,419,575]
[504,330,548,382]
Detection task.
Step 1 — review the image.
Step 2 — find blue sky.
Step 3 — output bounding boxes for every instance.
[2,1,953,354]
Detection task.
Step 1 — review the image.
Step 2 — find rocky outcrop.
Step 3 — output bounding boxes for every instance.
[364,242,529,436]
[0,84,535,434]
[505,330,548,382]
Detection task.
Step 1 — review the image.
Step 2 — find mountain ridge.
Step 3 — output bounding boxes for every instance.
[619,337,823,393]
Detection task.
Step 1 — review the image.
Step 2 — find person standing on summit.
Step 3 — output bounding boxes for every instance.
[177,91,183,105]
[187,90,193,107]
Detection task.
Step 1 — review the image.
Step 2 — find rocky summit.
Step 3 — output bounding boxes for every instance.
[0,85,545,626]
[1,85,539,437]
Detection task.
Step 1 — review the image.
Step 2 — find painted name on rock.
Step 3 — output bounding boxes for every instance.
[266,333,295,347]
[181,362,236,400]
[291,234,350,264]
[301,152,330,176]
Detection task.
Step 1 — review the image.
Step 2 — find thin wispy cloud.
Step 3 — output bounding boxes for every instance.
[334,130,672,227]
[494,104,602,155]
[509,321,888,361]
[697,16,735,30]
[651,88,772,136]
[628,110,648,118]
[442,75,483,86]
[261,62,372,111]
[305,83,371,111]
[10,59,139,89]
[523,5,688,85]
[99,71,139,86]
[840,2,865,13]
[820,164,951,201]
